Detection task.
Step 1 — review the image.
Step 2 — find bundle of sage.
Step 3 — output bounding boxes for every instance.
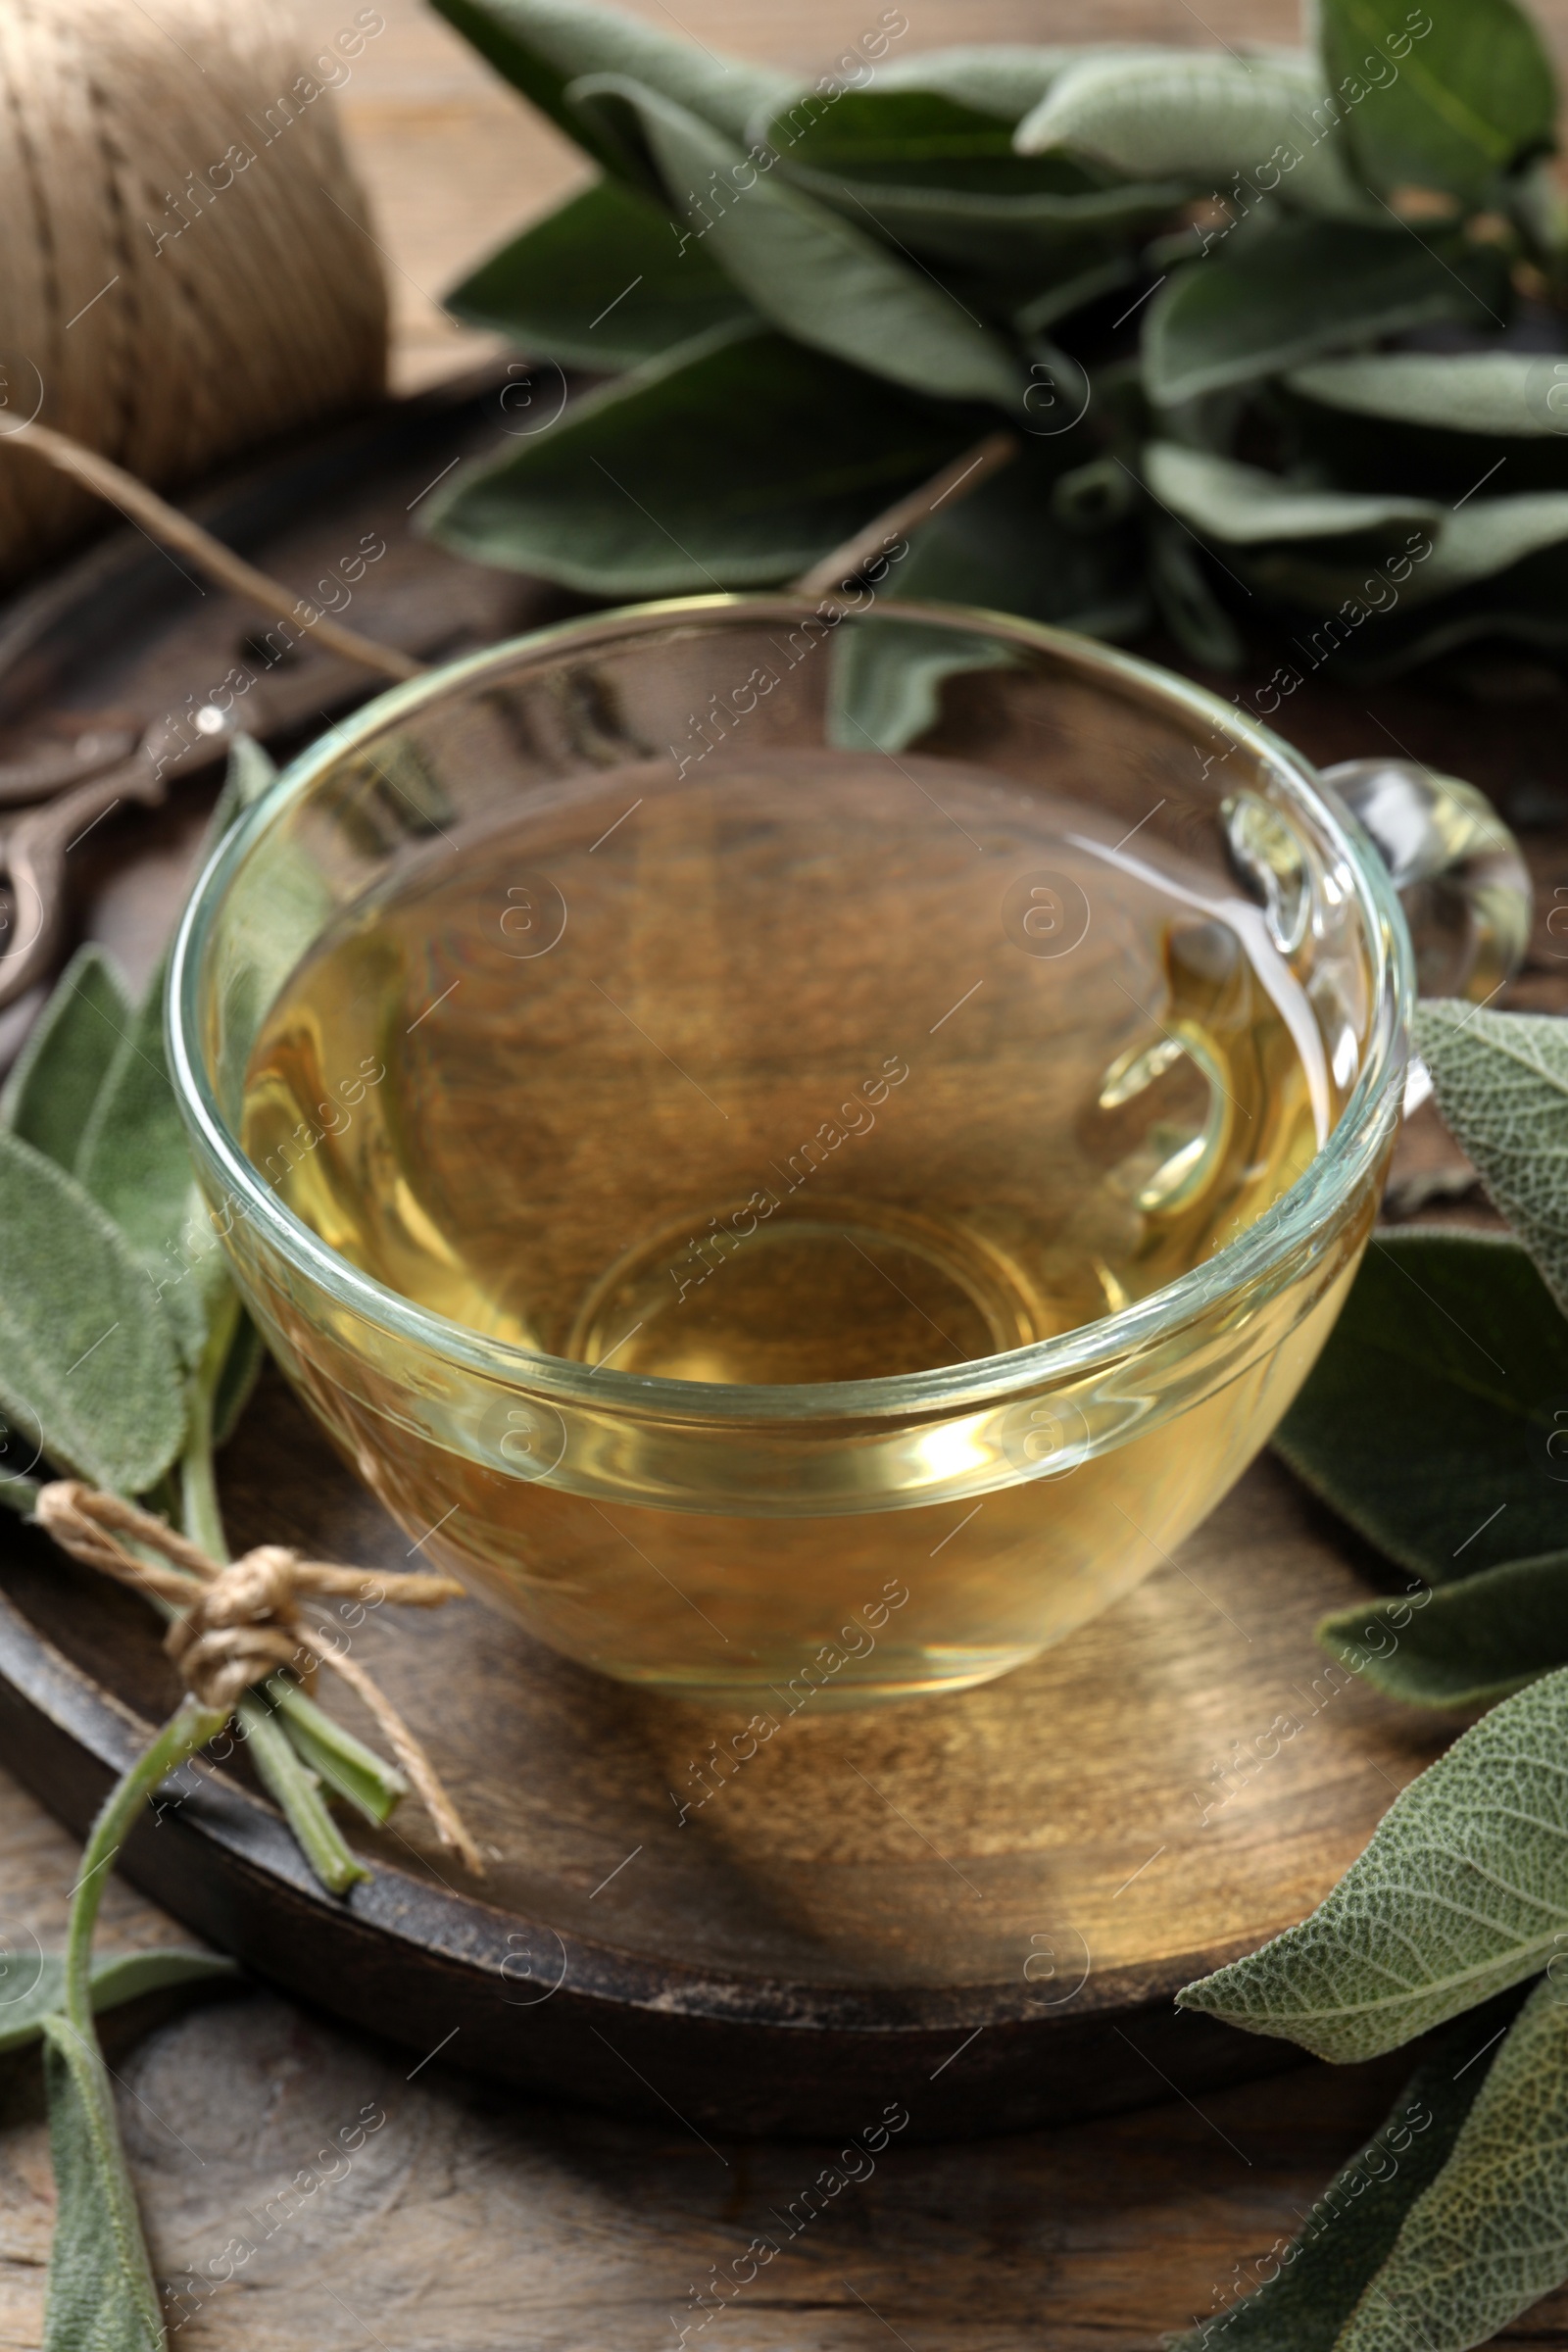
[1164,1004,1568,2351]
[0,737,478,2350]
[419,0,1568,682]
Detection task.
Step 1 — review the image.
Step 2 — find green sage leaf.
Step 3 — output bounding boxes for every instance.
[40,2008,163,2352]
[1319,1551,1568,1710]
[446,174,754,368]
[0,1129,185,1494]
[871,46,1088,120]
[1144,220,1499,407]
[1319,0,1557,207]
[756,87,1183,275]
[1179,1665,1568,2061]
[425,319,979,592]
[890,443,1150,638]
[1286,352,1555,437]
[1166,1988,1529,2350]
[1275,1230,1568,1585]
[568,73,1022,407]
[0,944,130,1171]
[1336,1976,1568,2352]
[0,1948,236,2057]
[72,957,212,1368]
[1013,50,1374,221]
[828,619,1020,756]
[1415,1004,1568,1316]
[1143,440,1439,547]
[425,0,793,167]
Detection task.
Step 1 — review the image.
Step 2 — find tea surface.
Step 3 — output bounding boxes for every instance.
[243,749,1324,1384]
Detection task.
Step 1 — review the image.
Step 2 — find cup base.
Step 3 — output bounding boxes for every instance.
[590,1643,1046,1712]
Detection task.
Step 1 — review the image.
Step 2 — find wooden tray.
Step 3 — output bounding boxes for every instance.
[0,367,1556,2142]
[0,1378,1454,2140]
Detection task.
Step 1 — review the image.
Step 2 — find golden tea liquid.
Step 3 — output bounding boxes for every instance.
[240,747,1360,1703]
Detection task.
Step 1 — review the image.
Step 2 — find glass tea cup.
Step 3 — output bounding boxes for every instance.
[167,598,1511,1709]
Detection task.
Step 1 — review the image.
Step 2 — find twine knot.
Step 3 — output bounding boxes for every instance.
[33,1481,482,1876]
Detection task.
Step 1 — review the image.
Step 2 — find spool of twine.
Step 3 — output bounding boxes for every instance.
[0,0,388,583]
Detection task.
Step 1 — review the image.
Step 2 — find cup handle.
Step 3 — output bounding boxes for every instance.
[1320,759,1533,1004]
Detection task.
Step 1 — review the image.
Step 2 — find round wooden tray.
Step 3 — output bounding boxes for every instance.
[0,1378,1452,2140]
[0,367,1548,2141]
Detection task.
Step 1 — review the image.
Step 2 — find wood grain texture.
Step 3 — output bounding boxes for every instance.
[0,0,1566,2331]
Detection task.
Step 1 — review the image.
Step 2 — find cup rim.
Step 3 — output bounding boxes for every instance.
[168,594,1411,1425]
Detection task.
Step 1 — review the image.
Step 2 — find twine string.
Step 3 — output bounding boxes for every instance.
[33,1480,483,1877]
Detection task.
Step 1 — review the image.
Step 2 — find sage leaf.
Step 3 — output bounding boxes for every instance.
[211,1307,265,1446]
[1013,51,1374,221]
[40,2011,163,2352]
[73,958,213,1370]
[828,619,1020,756]
[0,1129,185,1495]
[1147,516,1247,667]
[872,46,1089,120]
[1286,352,1556,438]
[1336,1976,1568,2352]
[425,0,793,166]
[73,737,275,1373]
[0,1949,237,2057]
[1274,1230,1568,1584]
[1416,493,1568,600]
[1415,1004,1568,1317]
[1166,1988,1529,2351]
[569,74,1022,407]
[757,87,1183,274]
[1144,219,1498,406]
[425,319,980,593]
[446,174,754,368]
[1319,1552,1568,1710]
[1179,1665,1568,2061]
[1319,0,1557,207]
[1143,441,1438,546]
[0,944,129,1171]
[890,444,1150,638]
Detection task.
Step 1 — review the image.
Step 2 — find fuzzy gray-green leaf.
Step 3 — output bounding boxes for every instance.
[0,1948,237,2057]
[1144,220,1497,407]
[1337,1976,1568,2351]
[1274,1230,1568,1584]
[1013,50,1373,220]
[40,2010,164,2352]
[572,74,1021,408]
[425,320,978,592]
[72,962,211,1369]
[1319,0,1557,207]
[0,945,129,1171]
[425,0,793,169]
[1415,1004,1568,1317]
[1285,353,1556,438]
[1166,1990,1527,2350]
[1318,1552,1568,1710]
[447,174,754,367]
[1179,1666,1568,2061]
[0,1130,185,1495]
[1143,441,1438,546]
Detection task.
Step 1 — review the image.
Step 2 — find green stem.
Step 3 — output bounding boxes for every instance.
[177,1326,373,1893]
[235,1694,368,1893]
[261,1674,408,1824]
[64,1701,227,2035]
[177,1294,234,1566]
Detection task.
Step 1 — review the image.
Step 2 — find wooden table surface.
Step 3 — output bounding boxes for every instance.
[5,2,1568,2345]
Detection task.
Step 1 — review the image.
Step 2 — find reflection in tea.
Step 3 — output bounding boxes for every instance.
[240,747,1364,1703]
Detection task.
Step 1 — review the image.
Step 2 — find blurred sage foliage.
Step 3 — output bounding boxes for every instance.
[426,0,1568,680]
